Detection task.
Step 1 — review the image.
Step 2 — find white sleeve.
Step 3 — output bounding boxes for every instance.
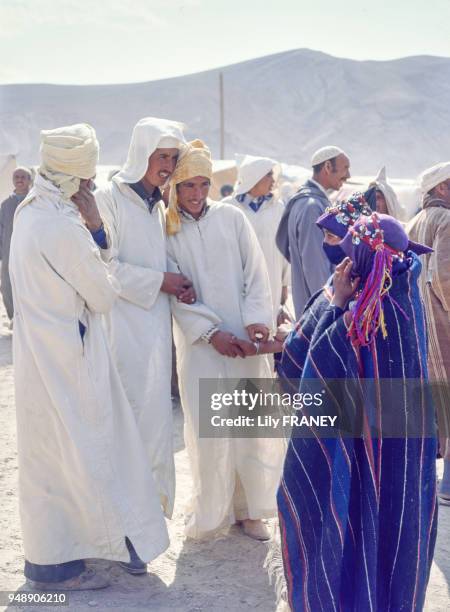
[167,251,222,344]
[237,212,274,330]
[96,188,164,310]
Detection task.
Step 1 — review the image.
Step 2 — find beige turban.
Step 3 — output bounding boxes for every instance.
[39,123,99,199]
[420,161,450,195]
[166,139,212,235]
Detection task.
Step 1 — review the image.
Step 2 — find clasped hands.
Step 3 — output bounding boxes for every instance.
[210,324,271,359]
[161,272,196,303]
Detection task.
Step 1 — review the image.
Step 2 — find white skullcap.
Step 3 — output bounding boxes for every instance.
[420,162,450,194]
[311,145,346,167]
[234,154,278,196]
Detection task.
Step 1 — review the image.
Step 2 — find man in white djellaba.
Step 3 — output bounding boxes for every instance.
[95,117,195,535]
[9,124,169,590]
[166,140,286,541]
[223,154,291,325]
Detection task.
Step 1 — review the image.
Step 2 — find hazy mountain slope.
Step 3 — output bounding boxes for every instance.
[1,49,449,177]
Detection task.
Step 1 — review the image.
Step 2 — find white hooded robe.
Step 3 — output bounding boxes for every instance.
[95,118,186,517]
[224,194,290,319]
[224,154,290,319]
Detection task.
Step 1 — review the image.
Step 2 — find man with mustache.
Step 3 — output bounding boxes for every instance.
[0,166,32,322]
[95,117,194,573]
[276,145,350,317]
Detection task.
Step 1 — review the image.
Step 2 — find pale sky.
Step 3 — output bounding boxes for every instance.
[1,0,449,85]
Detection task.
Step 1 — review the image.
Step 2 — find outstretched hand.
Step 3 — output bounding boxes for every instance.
[211,331,246,358]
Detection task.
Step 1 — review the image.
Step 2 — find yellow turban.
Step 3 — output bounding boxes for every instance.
[166,139,212,235]
[39,123,99,199]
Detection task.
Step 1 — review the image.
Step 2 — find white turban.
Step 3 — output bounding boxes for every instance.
[38,123,98,200]
[234,154,278,196]
[166,140,212,235]
[115,116,186,184]
[311,145,346,167]
[420,162,450,195]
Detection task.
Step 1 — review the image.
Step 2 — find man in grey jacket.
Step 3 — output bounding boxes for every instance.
[0,167,32,321]
[276,146,350,317]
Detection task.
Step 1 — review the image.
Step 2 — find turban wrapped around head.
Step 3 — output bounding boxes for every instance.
[39,123,99,199]
[420,161,450,195]
[166,139,212,235]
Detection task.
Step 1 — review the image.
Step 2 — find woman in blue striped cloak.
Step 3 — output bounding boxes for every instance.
[278,213,438,611]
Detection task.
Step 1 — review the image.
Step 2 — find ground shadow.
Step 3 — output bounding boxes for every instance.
[6,559,170,612]
[169,526,277,611]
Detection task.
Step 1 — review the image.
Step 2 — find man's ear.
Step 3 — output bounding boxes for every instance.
[324,160,332,175]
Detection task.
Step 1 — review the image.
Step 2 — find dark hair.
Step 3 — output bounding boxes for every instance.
[220,184,233,197]
[312,157,337,174]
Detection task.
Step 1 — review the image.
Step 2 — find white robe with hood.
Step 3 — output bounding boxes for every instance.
[9,175,169,565]
[371,166,406,221]
[95,118,186,517]
[167,200,285,539]
[224,194,290,318]
[224,155,290,318]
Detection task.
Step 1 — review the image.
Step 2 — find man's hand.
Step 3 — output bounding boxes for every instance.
[211,331,246,358]
[231,337,257,356]
[331,257,360,309]
[178,285,196,304]
[277,305,292,326]
[246,323,270,342]
[161,272,193,298]
[71,184,103,232]
[275,328,289,342]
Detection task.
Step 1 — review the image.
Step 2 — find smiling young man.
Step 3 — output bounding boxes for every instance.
[276,145,350,317]
[95,118,194,573]
[0,166,32,321]
[166,140,285,541]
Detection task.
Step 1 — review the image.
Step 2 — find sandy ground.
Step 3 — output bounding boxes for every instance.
[0,300,449,612]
